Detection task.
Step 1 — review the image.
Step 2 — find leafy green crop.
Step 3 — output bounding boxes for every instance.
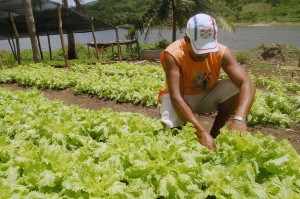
[0,63,299,126]
[0,88,299,198]
[248,90,300,127]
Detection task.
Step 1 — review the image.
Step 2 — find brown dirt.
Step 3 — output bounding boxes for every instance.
[1,82,299,154]
[249,43,299,66]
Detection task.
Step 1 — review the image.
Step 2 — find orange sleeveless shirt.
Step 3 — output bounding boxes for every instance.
[158,39,227,102]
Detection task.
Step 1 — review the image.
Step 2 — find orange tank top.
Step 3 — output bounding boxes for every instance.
[158,39,227,102]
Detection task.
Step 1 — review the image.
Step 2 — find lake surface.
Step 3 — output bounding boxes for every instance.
[0,26,299,52]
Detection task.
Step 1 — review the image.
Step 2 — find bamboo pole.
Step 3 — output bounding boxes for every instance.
[115,27,122,61]
[57,5,69,67]
[8,12,21,64]
[46,24,53,60]
[36,32,44,60]
[90,17,99,60]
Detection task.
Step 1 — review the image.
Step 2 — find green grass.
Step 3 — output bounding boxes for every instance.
[0,42,142,67]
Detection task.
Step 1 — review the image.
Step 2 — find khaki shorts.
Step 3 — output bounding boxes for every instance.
[159,79,239,128]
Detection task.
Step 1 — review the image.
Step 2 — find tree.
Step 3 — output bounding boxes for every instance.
[62,0,77,59]
[74,0,85,14]
[222,0,243,22]
[23,0,41,63]
[136,0,235,42]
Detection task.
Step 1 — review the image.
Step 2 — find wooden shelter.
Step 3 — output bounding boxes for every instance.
[0,0,118,65]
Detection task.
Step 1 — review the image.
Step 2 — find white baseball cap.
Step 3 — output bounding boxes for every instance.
[186,13,218,54]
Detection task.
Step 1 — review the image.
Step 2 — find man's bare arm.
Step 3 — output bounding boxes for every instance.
[221,48,256,131]
[164,52,216,150]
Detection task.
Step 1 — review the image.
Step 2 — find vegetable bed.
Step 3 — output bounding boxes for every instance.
[0,88,299,198]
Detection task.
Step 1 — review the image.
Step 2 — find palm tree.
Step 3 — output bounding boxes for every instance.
[23,0,41,63]
[136,0,235,42]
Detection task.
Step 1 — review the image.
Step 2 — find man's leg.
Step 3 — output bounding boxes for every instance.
[210,93,239,138]
[159,94,185,128]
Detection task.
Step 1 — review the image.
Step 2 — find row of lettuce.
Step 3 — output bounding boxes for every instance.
[0,88,299,198]
[0,63,299,127]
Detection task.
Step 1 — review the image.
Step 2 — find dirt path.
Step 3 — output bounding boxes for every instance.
[1,83,299,153]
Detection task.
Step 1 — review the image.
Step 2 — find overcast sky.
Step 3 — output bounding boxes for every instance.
[50,0,96,7]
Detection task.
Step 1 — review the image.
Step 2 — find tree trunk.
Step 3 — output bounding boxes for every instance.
[171,0,176,42]
[74,0,85,14]
[298,56,300,67]
[63,0,77,60]
[67,32,77,59]
[23,0,41,63]
[57,5,69,67]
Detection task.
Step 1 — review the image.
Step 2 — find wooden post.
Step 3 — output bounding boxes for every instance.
[46,24,53,60]
[87,44,90,59]
[115,27,122,61]
[9,12,21,64]
[111,44,114,60]
[57,5,69,67]
[90,17,99,60]
[36,32,44,60]
[135,39,141,59]
[0,57,3,68]
[10,35,17,56]
[7,37,17,60]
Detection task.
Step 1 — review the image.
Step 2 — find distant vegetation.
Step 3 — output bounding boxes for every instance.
[85,0,154,26]
[85,0,300,26]
[218,0,300,23]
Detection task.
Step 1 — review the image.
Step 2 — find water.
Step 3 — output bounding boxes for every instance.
[0,26,299,52]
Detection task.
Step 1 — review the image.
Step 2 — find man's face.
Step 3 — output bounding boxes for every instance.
[185,36,209,62]
[190,51,209,62]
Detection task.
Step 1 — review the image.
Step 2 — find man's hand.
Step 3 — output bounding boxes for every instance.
[228,119,247,133]
[196,130,216,151]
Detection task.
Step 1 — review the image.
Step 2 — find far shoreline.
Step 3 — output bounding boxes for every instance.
[235,21,300,27]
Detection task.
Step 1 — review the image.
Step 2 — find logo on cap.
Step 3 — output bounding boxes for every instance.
[199,28,212,39]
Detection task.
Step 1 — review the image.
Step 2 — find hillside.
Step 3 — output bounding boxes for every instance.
[84,0,300,26]
[85,0,153,26]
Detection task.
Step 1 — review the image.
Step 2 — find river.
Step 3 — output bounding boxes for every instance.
[0,26,299,52]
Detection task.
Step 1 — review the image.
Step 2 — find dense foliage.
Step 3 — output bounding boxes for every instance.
[0,88,299,198]
[85,0,154,26]
[217,0,300,23]
[85,0,300,26]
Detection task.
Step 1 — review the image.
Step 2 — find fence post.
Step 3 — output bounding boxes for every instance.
[90,17,99,60]
[8,12,21,64]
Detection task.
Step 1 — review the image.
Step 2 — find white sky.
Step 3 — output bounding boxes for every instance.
[50,0,96,7]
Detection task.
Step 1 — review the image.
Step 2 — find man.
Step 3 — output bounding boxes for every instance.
[159,13,255,151]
